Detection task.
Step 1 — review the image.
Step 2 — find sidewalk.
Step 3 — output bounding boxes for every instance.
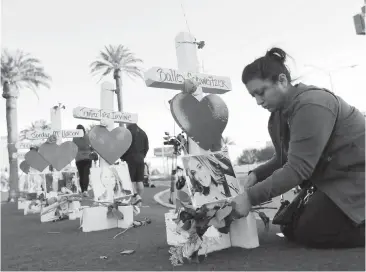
[154,188,174,209]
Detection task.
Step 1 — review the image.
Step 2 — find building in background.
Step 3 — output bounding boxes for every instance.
[353,1,365,35]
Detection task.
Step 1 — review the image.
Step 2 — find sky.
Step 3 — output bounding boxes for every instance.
[1,0,365,161]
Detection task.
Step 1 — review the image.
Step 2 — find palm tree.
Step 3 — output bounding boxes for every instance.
[1,49,51,201]
[19,119,52,141]
[90,45,143,125]
[222,136,235,146]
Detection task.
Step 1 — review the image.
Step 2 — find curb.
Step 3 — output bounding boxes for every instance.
[153,188,175,209]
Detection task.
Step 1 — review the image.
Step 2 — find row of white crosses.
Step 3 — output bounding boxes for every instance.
[144,32,255,253]
[16,83,138,199]
[16,106,83,193]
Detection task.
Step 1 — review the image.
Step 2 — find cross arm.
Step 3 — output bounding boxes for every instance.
[144,67,232,94]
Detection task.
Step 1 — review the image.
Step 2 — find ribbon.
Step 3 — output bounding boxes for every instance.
[106,203,124,220]
[46,135,57,144]
[41,194,82,216]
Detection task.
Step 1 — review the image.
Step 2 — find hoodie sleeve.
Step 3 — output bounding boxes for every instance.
[250,154,282,182]
[247,102,337,206]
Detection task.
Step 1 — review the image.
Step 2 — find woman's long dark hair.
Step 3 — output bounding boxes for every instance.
[76,124,86,136]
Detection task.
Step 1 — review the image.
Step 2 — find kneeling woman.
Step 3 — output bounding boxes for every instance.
[233,47,365,249]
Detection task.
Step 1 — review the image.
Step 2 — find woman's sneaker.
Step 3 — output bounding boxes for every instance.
[82,191,89,197]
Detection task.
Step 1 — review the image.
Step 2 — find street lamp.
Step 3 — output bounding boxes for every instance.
[304,64,358,92]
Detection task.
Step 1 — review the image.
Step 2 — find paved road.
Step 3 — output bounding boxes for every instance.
[1,186,364,271]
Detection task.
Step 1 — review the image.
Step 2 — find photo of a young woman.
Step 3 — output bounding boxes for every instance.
[182,151,240,207]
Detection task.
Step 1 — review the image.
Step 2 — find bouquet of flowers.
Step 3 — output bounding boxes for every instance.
[91,194,141,219]
[41,193,82,221]
[169,199,274,266]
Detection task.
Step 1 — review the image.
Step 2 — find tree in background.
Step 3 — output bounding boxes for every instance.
[90,45,144,126]
[237,146,275,165]
[1,49,51,201]
[256,146,276,162]
[19,119,51,140]
[222,136,235,147]
[237,149,259,165]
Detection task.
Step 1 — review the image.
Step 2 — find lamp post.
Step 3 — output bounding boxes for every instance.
[304,64,358,92]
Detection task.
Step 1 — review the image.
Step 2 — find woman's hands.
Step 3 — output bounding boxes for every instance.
[241,172,258,189]
[231,189,252,218]
[232,172,257,217]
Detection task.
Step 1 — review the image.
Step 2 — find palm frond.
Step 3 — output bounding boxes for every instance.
[124,68,144,81]
[222,136,235,146]
[90,60,114,74]
[90,44,144,82]
[1,49,51,98]
[19,119,51,140]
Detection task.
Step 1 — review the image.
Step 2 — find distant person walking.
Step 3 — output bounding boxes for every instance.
[73,124,93,197]
[121,124,149,206]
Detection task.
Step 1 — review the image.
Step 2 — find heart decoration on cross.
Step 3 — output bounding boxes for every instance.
[88,125,132,165]
[170,93,229,151]
[38,141,78,171]
[24,150,49,172]
[20,160,31,174]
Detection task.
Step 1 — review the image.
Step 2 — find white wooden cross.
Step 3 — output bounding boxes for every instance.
[144,32,232,155]
[145,32,258,254]
[17,106,82,193]
[72,82,138,170]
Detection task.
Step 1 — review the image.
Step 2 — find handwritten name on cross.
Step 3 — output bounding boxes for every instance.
[25,129,84,140]
[72,107,138,124]
[144,67,232,95]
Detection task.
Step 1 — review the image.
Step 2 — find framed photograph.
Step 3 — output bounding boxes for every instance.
[182,150,241,207]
